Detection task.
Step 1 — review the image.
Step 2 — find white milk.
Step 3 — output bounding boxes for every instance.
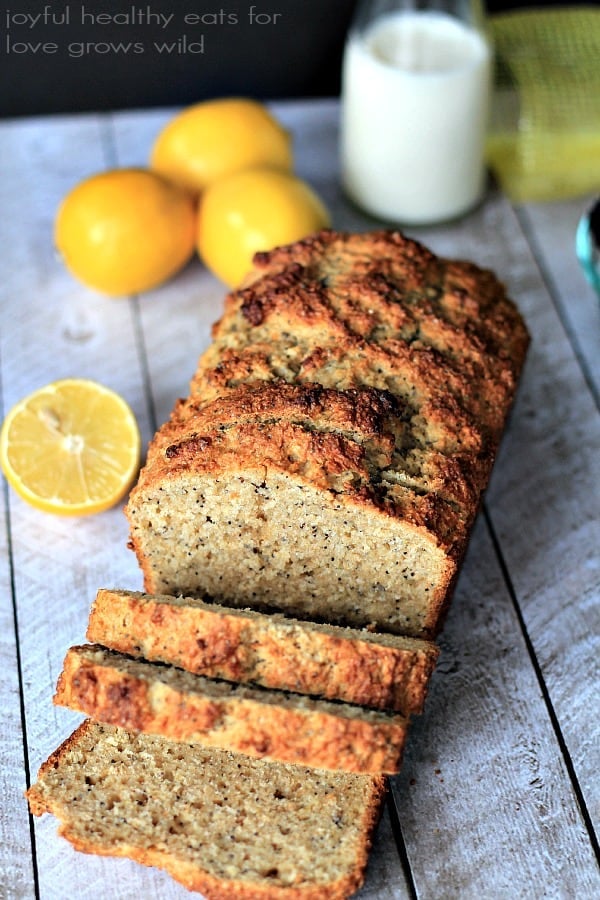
[340,11,491,224]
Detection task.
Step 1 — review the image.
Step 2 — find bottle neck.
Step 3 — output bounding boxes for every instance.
[351,0,487,34]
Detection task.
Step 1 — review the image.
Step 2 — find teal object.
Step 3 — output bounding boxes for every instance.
[576,199,600,296]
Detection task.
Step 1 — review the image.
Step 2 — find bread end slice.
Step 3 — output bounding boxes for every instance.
[27,720,386,899]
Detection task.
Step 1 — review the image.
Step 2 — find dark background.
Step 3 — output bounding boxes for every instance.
[0,1,591,118]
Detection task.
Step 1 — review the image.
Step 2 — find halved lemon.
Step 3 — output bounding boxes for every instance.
[0,379,141,516]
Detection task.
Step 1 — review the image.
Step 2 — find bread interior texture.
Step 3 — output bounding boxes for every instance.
[28,722,384,896]
[128,470,452,637]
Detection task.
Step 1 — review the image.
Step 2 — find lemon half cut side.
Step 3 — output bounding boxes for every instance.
[0,379,141,516]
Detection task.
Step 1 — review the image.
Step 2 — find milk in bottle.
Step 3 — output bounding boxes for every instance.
[340,2,491,224]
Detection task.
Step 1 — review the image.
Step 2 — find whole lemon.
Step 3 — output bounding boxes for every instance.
[55,168,197,297]
[197,167,331,288]
[150,97,293,195]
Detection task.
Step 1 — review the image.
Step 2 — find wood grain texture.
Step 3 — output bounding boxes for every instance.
[0,485,36,899]
[1,100,598,898]
[517,198,600,402]
[0,115,150,760]
[0,116,167,897]
[451,194,600,837]
[356,805,411,900]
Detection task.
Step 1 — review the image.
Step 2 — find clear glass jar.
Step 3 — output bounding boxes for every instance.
[340,0,492,225]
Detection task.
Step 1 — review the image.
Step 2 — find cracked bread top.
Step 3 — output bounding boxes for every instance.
[193,229,529,444]
[171,229,528,534]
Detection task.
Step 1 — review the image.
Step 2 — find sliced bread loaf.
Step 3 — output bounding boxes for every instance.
[54,645,409,774]
[125,229,529,638]
[27,720,386,899]
[87,588,439,715]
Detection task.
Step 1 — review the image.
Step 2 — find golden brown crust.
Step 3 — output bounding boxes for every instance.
[27,720,387,899]
[140,428,468,536]
[247,230,528,369]
[200,229,529,439]
[153,382,482,510]
[54,646,409,774]
[87,589,439,715]
[47,830,375,900]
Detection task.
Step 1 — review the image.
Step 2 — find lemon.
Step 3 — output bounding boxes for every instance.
[0,379,141,516]
[150,97,293,195]
[197,167,331,287]
[55,168,197,297]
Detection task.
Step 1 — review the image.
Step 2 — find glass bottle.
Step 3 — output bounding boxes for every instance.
[339,0,492,225]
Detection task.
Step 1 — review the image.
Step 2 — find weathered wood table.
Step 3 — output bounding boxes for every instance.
[1,99,599,899]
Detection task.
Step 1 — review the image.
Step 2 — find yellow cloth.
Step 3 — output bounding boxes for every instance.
[486,7,600,201]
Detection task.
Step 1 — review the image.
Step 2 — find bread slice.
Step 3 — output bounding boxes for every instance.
[125,230,529,638]
[54,645,409,774]
[87,588,439,715]
[26,720,386,899]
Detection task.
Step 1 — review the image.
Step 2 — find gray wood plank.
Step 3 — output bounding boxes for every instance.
[363,186,600,845]
[276,104,600,852]
[268,102,600,891]
[0,484,36,897]
[356,805,411,900]
[0,114,150,755]
[517,197,600,403]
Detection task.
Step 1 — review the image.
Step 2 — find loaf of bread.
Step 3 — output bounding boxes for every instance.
[126,230,529,638]
[54,645,409,774]
[27,720,386,899]
[87,588,439,715]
